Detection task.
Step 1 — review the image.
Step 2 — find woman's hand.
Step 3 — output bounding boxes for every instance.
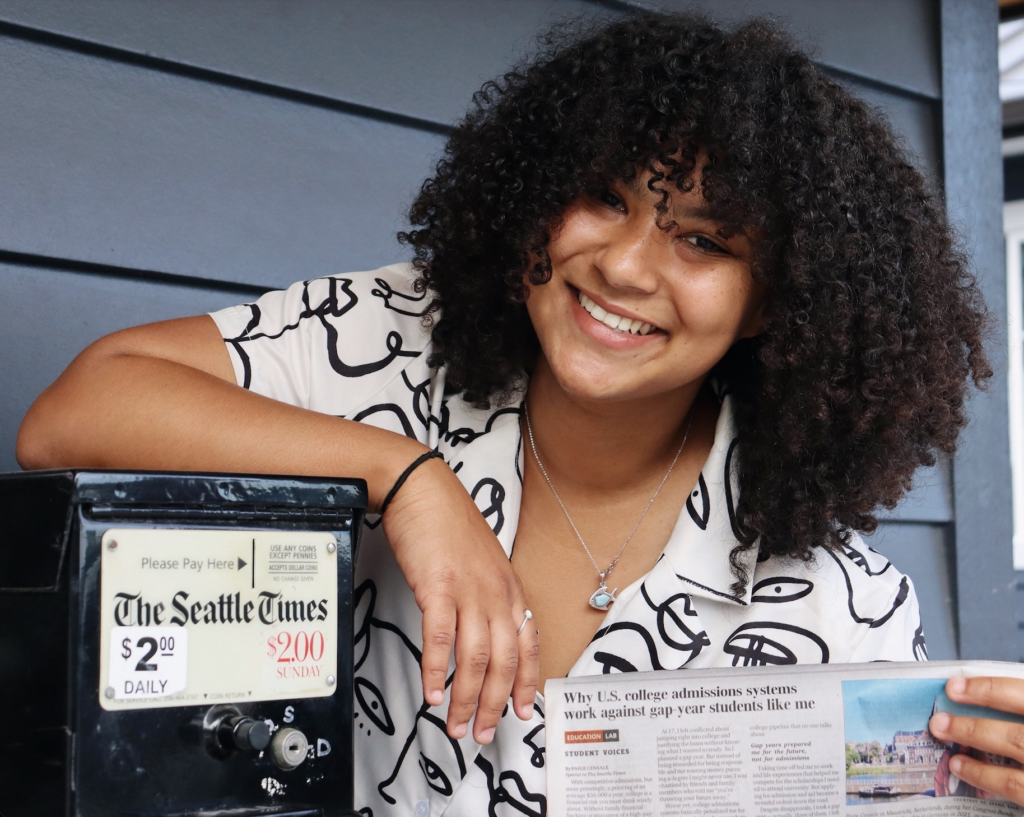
[382,455,540,744]
[929,676,1024,803]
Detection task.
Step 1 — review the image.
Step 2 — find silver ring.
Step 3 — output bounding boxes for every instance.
[517,609,533,635]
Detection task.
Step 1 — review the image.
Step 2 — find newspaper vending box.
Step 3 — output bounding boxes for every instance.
[0,470,366,817]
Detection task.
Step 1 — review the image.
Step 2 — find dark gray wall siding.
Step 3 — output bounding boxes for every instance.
[0,0,1003,662]
[0,0,937,124]
[0,261,255,473]
[0,34,442,289]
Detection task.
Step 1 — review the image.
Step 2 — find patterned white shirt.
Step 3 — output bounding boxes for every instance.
[210,263,926,817]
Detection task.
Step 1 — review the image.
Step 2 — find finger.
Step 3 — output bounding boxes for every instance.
[948,752,1024,805]
[472,617,520,744]
[420,595,457,707]
[930,711,1024,764]
[447,617,491,740]
[946,676,1024,714]
[512,611,540,721]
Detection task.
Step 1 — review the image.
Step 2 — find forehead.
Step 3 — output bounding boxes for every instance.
[621,170,722,226]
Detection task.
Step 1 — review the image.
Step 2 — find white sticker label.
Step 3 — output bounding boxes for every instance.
[108,626,188,699]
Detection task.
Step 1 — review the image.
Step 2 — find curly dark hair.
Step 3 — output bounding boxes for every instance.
[398,11,991,586]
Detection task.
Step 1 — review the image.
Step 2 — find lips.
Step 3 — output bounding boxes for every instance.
[577,291,656,335]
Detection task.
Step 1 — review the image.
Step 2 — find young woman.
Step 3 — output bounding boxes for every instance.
[16,11,1021,814]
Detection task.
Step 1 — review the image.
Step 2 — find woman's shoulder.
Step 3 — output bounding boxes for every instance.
[749,533,925,662]
[213,262,430,343]
[209,263,437,415]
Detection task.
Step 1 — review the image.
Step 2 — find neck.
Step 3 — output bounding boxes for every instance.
[524,355,706,496]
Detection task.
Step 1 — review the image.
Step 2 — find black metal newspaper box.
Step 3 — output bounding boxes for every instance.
[0,470,366,817]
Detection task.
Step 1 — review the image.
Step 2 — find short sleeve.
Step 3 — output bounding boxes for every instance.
[208,264,432,417]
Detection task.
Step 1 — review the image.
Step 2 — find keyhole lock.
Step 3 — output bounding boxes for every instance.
[271,727,309,771]
[204,704,271,759]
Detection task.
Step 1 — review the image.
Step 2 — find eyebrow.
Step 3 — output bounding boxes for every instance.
[618,175,731,231]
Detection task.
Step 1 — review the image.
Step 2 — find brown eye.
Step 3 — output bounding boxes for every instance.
[595,189,625,211]
[685,235,727,254]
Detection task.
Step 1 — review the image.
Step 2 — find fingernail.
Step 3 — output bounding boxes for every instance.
[478,727,496,744]
[518,704,534,720]
[931,712,951,733]
[427,689,444,705]
[950,755,963,773]
[450,722,467,739]
[949,677,967,695]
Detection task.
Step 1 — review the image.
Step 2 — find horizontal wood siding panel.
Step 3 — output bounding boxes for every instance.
[875,461,953,524]
[0,35,443,290]
[0,0,607,127]
[0,263,251,471]
[0,0,939,127]
[656,0,940,99]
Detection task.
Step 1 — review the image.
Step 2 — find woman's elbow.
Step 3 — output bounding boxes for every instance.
[17,389,67,470]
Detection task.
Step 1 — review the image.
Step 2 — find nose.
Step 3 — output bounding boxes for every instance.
[592,215,661,293]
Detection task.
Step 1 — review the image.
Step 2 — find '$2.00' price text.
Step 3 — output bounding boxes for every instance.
[267,630,326,679]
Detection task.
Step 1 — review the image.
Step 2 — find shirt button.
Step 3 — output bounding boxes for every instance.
[414,800,430,817]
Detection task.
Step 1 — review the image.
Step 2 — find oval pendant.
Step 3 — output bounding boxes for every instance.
[589,587,617,610]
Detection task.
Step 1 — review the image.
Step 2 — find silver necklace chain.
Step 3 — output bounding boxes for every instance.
[523,404,693,606]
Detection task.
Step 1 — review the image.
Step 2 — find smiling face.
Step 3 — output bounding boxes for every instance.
[525,173,768,405]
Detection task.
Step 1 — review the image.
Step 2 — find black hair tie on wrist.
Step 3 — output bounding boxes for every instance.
[378,450,445,517]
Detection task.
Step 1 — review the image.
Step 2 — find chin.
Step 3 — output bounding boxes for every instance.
[548,356,652,403]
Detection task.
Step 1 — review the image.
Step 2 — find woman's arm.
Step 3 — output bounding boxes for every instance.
[928,677,1024,802]
[17,315,540,742]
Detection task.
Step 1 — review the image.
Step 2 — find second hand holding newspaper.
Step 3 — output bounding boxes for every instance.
[546,661,1024,817]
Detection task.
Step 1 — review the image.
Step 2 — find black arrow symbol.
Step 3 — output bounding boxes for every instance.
[237,557,247,571]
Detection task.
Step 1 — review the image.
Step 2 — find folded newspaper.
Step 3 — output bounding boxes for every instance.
[546,661,1024,817]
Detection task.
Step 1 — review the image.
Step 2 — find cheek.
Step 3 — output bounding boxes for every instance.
[672,275,760,340]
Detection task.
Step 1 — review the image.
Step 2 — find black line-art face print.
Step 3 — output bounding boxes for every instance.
[522,723,545,769]
[824,549,909,629]
[353,580,375,673]
[471,478,506,535]
[841,541,892,576]
[723,621,830,666]
[750,576,814,604]
[643,586,709,659]
[472,753,546,817]
[226,276,423,380]
[912,624,928,661]
[593,650,640,674]
[351,403,417,439]
[378,699,469,806]
[724,439,758,546]
[591,614,710,673]
[419,752,454,796]
[403,371,432,432]
[356,677,396,736]
[686,472,710,530]
[371,277,430,317]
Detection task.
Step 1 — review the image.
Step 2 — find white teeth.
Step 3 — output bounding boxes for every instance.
[577,291,656,335]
